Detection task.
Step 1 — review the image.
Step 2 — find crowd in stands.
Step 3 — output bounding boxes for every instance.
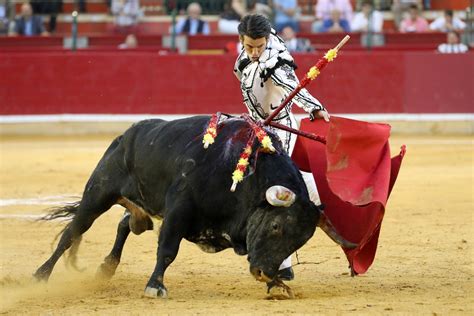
[0,0,471,53]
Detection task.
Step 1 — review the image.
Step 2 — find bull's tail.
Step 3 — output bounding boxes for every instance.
[318,211,358,249]
[39,201,84,271]
[41,201,80,221]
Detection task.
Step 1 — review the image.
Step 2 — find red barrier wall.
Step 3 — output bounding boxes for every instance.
[0,51,472,115]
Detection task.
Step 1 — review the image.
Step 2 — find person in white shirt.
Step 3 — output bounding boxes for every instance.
[430,10,466,33]
[234,14,329,282]
[111,0,142,33]
[437,31,468,54]
[218,0,247,34]
[175,2,210,35]
[351,0,384,33]
[0,0,7,35]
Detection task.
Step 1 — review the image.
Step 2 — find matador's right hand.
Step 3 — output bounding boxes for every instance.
[310,109,330,122]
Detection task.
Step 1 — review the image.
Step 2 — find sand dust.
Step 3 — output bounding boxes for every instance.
[0,134,472,314]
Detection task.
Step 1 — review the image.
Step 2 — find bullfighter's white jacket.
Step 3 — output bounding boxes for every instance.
[233,30,325,154]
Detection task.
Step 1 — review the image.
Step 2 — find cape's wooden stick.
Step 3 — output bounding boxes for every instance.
[268,122,326,144]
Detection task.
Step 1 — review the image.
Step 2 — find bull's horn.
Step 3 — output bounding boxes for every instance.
[318,211,358,249]
[266,186,296,207]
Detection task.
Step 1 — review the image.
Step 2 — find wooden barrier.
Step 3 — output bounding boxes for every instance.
[0,51,472,115]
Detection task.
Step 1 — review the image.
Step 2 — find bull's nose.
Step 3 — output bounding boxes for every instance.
[249,266,272,282]
[250,266,262,279]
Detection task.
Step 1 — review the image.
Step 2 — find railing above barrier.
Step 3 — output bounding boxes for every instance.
[0,32,456,52]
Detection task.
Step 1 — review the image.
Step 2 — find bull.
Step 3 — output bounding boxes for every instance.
[34,116,356,298]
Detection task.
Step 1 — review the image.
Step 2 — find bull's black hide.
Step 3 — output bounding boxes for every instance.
[34,116,320,298]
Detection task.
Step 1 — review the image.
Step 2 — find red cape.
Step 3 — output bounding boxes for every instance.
[291,116,405,275]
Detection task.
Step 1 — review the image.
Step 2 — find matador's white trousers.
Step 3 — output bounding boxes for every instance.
[272,116,321,270]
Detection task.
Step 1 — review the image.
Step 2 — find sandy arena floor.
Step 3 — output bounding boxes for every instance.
[0,133,472,314]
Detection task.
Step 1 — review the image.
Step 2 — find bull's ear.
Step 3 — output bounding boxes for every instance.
[265,186,296,207]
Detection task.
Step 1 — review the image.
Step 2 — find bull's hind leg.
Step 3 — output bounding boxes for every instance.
[34,135,126,281]
[96,210,132,279]
[97,198,155,279]
[34,195,117,281]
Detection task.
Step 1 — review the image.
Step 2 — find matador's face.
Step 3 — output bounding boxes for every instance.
[240,36,267,62]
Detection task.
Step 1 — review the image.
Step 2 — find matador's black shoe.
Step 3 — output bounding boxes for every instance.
[276,267,294,281]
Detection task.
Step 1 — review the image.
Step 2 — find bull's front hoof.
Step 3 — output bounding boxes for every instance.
[96,263,116,280]
[266,279,294,299]
[33,265,51,282]
[144,286,168,298]
[96,256,120,280]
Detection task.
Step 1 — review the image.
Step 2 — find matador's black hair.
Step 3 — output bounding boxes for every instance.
[238,14,272,39]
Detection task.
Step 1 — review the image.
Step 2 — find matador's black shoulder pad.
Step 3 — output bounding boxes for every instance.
[237,58,252,72]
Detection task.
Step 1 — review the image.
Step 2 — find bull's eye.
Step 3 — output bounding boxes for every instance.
[272,223,280,231]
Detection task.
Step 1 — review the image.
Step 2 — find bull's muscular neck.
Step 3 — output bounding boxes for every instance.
[184,215,249,255]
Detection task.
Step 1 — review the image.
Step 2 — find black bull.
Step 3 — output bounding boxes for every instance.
[34,116,356,298]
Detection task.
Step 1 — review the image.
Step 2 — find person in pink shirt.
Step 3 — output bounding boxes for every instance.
[399,4,428,33]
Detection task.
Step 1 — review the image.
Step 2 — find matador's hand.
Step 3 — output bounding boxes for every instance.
[310,109,330,122]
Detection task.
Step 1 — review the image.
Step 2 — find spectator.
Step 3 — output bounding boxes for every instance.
[218,0,246,34]
[423,0,431,10]
[9,2,49,36]
[77,0,87,13]
[351,0,384,33]
[391,0,422,29]
[165,0,222,15]
[30,0,62,33]
[321,9,351,33]
[399,4,428,33]
[370,0,391,11]
[175,2,210,35]
[272,0,299,32]
[437,31,468,54]
[430,10,466,33]
[118,34,138,49]
[280,25,313,52]
[0,0,8,35]
[248,0,273,19]
[312,0,353,33]
[111,0,142,34]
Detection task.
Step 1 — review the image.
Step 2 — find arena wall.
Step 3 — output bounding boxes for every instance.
[0,51,472,135]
